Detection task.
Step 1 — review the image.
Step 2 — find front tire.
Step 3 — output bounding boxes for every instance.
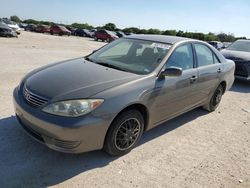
[104,110,144,156]
[203,85,224,112]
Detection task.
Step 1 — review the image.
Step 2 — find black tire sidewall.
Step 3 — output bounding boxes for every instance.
[209,85,223,111]
[104,110,144,156]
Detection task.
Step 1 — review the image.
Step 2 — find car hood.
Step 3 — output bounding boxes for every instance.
[221,49,250,61]
[8,24,19,29]
[25,58,141,101]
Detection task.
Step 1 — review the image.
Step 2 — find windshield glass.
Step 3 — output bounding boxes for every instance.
[88,38,171,74]
[227,40,250,52]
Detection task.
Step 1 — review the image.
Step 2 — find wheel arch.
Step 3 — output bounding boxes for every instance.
[107,103,150,135]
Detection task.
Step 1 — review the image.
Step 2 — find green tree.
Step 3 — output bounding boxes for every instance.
[10,15,22,23]
[204,33,219,41]
[103,23,116,31]
[23,19,40,25]
[39,21,53,25]
[192,33,205,40]
[176,30,184,37]
[162,30,177,36]
[147,28,161,35]
[123,27,141,34]
[182,32,194,39]
[71,23,94,30]
[138,29,148,34]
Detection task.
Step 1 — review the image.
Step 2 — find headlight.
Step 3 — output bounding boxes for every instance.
[42,99,104,117]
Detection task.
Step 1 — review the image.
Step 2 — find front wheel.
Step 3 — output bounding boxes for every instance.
[104,110,144,156]
[203,85,224,112]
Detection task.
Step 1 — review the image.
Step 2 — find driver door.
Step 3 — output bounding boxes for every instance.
[150,43,200,125]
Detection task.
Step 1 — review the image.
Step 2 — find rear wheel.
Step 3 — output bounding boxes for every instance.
[104,110,144,156]
[203,85,224,112]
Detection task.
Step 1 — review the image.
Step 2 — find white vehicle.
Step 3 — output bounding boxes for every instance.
[0,18,21,34]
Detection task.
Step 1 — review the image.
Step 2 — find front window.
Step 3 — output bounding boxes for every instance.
[87,38,171,74]
[166,44,194,70]
[227,40,250,52]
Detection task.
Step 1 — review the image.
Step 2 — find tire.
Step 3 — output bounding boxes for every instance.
[104,110,144,156]
[94,37,98,41]
[50,31,53,35]
[203,85,224,112]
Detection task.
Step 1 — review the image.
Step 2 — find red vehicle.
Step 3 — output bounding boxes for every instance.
[94,30,118,42]
[50,25,71,36]
[35,25,50,33]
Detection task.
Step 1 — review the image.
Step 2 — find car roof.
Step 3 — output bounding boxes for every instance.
[236,39,250,43]
[124,34,194,44]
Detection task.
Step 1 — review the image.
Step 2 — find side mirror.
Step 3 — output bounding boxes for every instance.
[160,67,183,78]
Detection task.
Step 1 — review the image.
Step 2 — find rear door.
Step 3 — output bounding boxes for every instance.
[193,43,223,102]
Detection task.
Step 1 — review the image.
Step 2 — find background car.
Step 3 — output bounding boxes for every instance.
[24,24,37,32]
[208,41,224,50]
[50,25,71,36]
[74,28,92,37]
[66,26,76,34]
[18,23,27,30]
[116,31,126,38]
[221,39,250,80]
[94,29,119,42]
[89,29,97,38]
[0,18,21,34]
[35,25,51,33]
[222,42,232,48]
[0,22,17,37]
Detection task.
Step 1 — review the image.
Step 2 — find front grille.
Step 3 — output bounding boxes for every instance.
[234,61,249,77]
[23,85,48,107]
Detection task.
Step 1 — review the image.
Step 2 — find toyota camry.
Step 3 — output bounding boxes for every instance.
[13,35,235,156]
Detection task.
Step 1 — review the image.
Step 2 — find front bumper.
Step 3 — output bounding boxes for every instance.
[235,61,250,81]
[13,87,113,153]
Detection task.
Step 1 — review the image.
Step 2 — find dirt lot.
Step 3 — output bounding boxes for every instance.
[0,31,249,188]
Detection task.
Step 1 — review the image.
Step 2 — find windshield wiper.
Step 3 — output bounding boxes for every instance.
[96,62,127,72]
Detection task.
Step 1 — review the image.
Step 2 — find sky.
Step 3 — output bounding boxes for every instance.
[1,0,250,37]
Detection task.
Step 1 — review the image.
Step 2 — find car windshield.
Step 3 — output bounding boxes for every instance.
[87,38,171,75]
[227,40,250,52]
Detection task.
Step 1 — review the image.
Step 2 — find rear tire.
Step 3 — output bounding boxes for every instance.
[203,85,224,112]
[104,110,144,156]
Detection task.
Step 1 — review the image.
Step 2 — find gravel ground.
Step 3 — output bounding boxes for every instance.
[0,31,249,188]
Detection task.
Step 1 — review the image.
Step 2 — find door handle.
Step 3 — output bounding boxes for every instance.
[217,68,222,73]
[190,76,197,83]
